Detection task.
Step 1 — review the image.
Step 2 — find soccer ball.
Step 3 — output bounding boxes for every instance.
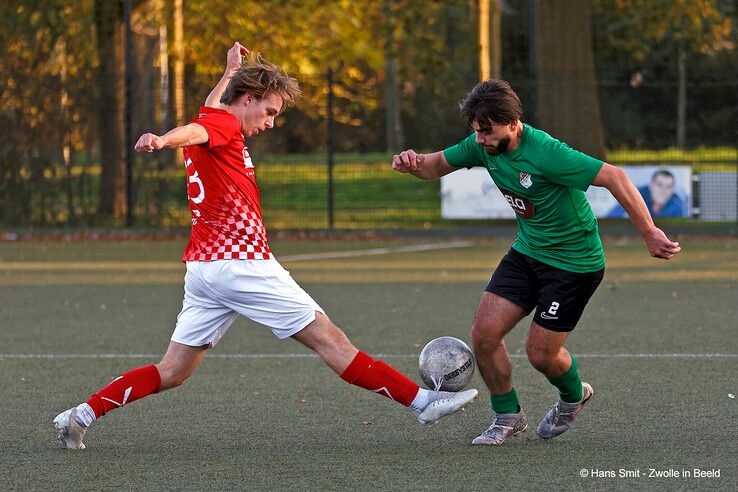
[418,336,475,391]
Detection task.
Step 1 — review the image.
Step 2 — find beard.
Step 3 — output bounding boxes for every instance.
[484,136,510,156]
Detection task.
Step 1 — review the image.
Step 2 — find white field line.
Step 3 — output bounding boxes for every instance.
[0,241,474,271]
[277,240,474,262]
[1,352,736,360]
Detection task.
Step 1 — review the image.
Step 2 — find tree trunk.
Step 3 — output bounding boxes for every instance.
[383,0,403,151]
[479,0,490,80]
[535,0,605,159]
[491,0,502,79]
[157,20,169,221]
[56,38,74,224]
[676,41,687,149]
[94,0,126,219]
[158,23,169,133]
[527,0,538,126]
[173,0,185,126]
[479,0,503,80]
[131,24,158,143]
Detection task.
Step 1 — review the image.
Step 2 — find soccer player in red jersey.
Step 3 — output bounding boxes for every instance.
[53,42,477,449]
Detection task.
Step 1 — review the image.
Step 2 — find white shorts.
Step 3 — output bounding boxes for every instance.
[171,259,324,347]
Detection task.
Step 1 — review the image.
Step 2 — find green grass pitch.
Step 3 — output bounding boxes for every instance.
[1,236,736,489]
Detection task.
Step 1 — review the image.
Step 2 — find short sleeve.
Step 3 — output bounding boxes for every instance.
[539,137,603,191]
[190,108,240,148]
[443,133,487,168]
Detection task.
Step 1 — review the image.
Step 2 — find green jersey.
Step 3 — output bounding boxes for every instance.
[443,124,605,273]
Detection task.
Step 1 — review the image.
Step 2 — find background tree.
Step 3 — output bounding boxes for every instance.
[390,0,476,149]
[479,0,504,80]
[591,0,734,149]
[535,0,606,158]
[0,0,98,225]
[384,0,403,151]
[94,0,126,220]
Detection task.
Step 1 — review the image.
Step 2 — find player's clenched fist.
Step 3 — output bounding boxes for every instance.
[227,41,249,71]
[644,226,681,260]
[134,133,165,153]
[392,150,425,173]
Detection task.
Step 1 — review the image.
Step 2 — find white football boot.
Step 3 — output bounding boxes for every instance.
[412,388,478,425]
[53,408,88,450]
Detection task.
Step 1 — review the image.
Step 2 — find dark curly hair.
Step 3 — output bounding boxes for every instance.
[458,79,522,128]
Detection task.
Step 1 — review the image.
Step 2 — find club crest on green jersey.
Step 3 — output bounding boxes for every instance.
[520,173,533,188]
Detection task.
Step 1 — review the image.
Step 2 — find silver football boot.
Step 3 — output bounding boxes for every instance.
[471,408,528,445]
[53,408,88,450]
[536,382,594,439]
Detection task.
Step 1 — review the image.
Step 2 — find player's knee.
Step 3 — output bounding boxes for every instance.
[302,314,356,354]
[527,354,549,373]
[170,371,192,389]
[470,322,503,350]
[156,363,194,390]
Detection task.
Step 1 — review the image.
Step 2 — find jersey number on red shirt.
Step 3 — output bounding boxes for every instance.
[185,157,205,204]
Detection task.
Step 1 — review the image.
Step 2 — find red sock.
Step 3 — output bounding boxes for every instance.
[340,351,419,406]
[86,364,162,418]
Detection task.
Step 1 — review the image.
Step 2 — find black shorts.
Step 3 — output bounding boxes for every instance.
[485,249,604,332]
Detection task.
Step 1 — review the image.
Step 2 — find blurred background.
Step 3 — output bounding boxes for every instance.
[1,0,736,231]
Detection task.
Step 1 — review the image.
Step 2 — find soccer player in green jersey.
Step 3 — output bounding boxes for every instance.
[391,79,681,445]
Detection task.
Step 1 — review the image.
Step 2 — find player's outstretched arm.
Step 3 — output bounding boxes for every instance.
[391,150,457,180]
[593,163,681,260]
[204,41,249,108]
[134,124,209,152]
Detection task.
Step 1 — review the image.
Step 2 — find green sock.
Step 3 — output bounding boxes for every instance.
[490,388,520,414]
[547,355,583,403]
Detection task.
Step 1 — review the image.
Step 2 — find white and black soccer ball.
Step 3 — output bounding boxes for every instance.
[418,336,475,392]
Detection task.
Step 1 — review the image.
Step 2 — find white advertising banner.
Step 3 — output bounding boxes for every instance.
[441,166,691,219]
[441,168,515,219]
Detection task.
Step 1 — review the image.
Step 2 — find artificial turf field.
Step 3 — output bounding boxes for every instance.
[1,236,736,490]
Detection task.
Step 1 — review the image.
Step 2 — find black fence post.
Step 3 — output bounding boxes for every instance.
[327,67,335,230]
[124,0,134,227]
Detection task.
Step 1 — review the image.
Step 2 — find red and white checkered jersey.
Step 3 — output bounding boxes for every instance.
[181,106,271,262]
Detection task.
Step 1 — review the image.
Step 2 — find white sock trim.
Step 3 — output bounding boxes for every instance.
[75,402,96,427]
[409,388,430,414]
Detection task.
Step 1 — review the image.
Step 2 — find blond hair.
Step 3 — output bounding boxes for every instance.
[220,53,301,110]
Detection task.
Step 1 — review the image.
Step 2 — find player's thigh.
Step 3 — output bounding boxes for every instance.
[472,292,529,342]
[532,264,604,332]
[483,248,538,315]
[218,259,325,339]
[292,312,354,352]
[475,249,536,339]
[171,262,240,348]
